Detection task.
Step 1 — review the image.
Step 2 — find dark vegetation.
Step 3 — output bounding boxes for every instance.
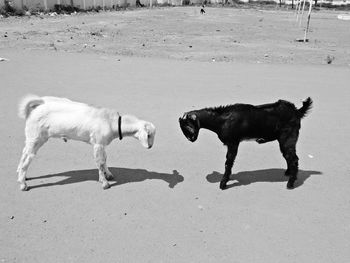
[1,0,350,17]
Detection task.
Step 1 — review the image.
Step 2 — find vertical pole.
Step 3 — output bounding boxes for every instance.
[297,0,305,22]
[93,0,96,9]
[295,0,299,16]
[103,0,105,10]
[303,0,313,42]
[150,0,152,7]
[299,0,306,26]
[83,0,86,9]
[296,0,302,22]
[43,0,48,10]
[56,0,60,12]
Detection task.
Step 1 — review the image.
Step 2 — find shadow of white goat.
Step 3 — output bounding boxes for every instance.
[17,95,156,191]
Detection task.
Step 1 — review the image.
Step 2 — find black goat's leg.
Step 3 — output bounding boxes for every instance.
[283,147,299,189]
[220,142,239,190]
[278,129,299,189]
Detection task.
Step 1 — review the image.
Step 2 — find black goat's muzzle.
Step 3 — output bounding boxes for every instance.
[179,117,198,142]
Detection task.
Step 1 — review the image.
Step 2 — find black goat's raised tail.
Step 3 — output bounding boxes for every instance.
[298,97,313,118]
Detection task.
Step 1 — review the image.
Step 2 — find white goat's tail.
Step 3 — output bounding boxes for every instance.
[18,94,44,119]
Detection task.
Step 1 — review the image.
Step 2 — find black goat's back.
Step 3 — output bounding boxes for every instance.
[217,100,304,143]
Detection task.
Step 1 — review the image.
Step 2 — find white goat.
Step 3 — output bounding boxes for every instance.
[17,95,156,191]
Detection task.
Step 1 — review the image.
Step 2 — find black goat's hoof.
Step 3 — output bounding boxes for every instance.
[286,180,295,189]
[219,181,227,190]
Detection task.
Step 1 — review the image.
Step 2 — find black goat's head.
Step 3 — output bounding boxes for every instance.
[179,112,200,142]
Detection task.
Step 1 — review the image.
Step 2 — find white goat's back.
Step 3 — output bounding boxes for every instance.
[41,96,92,114]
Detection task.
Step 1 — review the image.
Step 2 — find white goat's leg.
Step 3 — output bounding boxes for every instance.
[93,144,110,189]
[17,146,31,190]
[103,163,114,181]
[17,146,28,173]
[17,139,46,191]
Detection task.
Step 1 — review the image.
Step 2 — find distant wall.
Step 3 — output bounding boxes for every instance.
[1,0,137,9]
[1,0,349,10]
[0,0,166,9]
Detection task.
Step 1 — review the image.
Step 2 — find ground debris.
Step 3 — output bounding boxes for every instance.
[326,55,335,64]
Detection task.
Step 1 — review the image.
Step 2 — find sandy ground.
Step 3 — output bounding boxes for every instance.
[1,6,350,65]
[0,6,350,263]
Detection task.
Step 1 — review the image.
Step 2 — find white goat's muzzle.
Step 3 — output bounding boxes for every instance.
[137,122,156,149]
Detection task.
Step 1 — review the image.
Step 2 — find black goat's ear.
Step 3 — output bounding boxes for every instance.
[190,114,197,121]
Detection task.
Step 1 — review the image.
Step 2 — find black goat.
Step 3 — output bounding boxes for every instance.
[179,97,313,189]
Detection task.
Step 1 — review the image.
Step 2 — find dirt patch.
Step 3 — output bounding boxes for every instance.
[1,6,349,65]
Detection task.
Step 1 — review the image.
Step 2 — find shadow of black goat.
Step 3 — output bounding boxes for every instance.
[206,168,321,189]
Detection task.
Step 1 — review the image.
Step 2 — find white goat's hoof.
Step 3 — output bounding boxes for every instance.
[102,182,110,190]
[105,173,114,181]
[20,183,29,191]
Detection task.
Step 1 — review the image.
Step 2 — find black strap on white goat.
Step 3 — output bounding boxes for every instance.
[118,114,123,140]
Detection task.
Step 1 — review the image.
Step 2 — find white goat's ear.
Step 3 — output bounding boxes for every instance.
[144,123,151,134]
[135,127,148,148]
